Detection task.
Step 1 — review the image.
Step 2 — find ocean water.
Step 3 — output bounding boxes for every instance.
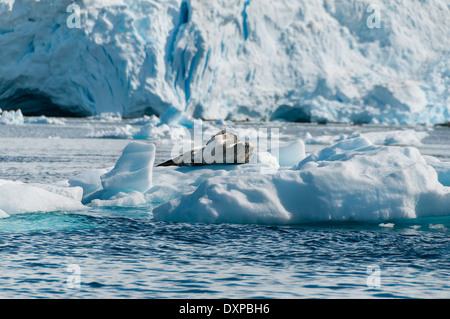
[0,119,449,299]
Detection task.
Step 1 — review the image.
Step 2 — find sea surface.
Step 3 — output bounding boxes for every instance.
[0,119,449,298]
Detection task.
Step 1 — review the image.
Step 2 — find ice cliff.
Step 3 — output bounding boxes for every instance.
[0,0,448,124]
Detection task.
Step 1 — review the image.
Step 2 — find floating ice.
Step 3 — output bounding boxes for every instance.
[101,142,156,193]
[0,209,9,219]
[87,112,123,122]
[24,115,66,125]
[0,179,85,215]
[92,142,156,200]
[89,124,136,139]
[3,129,447,225]
[153,137,450,224]
[0,109,24,125]
[68,168,110,201]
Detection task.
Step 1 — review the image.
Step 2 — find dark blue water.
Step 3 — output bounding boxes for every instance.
[0,210,448,298]
[0,120,449,298]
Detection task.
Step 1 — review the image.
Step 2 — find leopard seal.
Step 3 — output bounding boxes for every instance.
[157,130,255,166]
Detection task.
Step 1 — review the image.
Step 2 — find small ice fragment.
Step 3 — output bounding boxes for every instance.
[429,224,447,230]
[0,209,9,218]
[101,142,156,194]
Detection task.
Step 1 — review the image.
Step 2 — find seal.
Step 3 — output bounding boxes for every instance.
[157,130,255,166]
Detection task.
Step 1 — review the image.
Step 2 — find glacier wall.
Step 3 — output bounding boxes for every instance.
[0,0,448,124]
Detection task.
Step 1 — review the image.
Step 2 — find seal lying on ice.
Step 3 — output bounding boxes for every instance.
[157,130,255,166]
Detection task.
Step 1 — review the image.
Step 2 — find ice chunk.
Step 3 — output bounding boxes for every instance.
[88,124,136,139]
[24,115,66,125]
[153,137,450,224]
[68,168,110,199]
[100,142,156,196]
[87,112,123,122]
[269,139,306,166]
[0,180,85,215]
[0,109,24,125]
[0,209,9,219]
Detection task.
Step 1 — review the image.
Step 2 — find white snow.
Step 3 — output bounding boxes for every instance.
[0,0,448,125]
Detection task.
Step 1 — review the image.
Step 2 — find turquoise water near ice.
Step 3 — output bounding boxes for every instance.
[0,120,449,298]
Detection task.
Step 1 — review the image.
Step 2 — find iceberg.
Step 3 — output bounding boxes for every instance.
[153,137,450,224]
[0,0,448,125]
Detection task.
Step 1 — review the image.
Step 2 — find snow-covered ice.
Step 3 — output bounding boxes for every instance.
[153,136,450,224]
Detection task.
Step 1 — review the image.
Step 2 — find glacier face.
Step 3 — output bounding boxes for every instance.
[0,0,448,124]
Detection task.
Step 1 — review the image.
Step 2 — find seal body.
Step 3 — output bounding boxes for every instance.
[157,130,255,166]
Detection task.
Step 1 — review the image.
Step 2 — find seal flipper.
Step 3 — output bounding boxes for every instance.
[156,159,177,167]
